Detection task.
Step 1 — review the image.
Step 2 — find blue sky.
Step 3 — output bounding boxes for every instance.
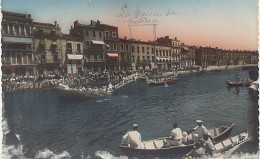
[2,0,258,50]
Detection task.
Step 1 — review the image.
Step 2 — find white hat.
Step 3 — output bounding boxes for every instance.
[132,124,138,128]
[196,120,203,123]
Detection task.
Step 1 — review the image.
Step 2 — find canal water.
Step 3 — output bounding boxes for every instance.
[2,69,258,159]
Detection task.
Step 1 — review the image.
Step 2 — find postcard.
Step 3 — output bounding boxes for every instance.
[1,0,259,159]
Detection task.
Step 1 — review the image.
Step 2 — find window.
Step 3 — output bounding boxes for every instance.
[137,56,140,62]
[93,31,96,37]
[127,55,130,61]
[77,43,81,53]
[152,48,154,53]
[142,56,145,61]
[54,54,58,62]
[12,53,16,64]
[26,26,30,36]
[2,24,8,34]
[20,25,24,35]
[86,41,90,46]
[159,50,162,56]
[156,50,158,56]
[100,55,103,59]
[86,31,89,36]
[23,53,27,64]
[67,43,72,52]
[5,51,11,64]
[28,54,33,64]
[126,44,129,51]
[105,31,109,38]
[94,55,97,61]
[17,54,22,64]
[132,46,135,52]
[142,47,144,53]
[112,32,116,37]
[9,24,14,35]
[41,54,46,63]
[99,32,102,38]
[152,56,155,62]
[113,43,117,51]
[120,44,124,51]
[163,50,165,56]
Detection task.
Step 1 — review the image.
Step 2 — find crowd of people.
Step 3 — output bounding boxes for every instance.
[121,120,216,158]
[2,69,177,93]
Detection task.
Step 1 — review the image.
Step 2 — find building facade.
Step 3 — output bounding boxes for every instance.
[2,11,35,76]
[33,21,62,75]
[61,34,84,74]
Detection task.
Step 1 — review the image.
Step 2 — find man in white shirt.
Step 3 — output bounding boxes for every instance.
[192,120,210,142]
[122,124,144,149]
[163,122,183,147]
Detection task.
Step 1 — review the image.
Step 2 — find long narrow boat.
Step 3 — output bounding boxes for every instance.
[147,78,177,86]
[226,81,252,87]
[119,123,235,155]
[56,86,111,98]
[182,132,250,159]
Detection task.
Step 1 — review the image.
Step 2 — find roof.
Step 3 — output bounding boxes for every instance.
[62,34,81,41]
[33,22,55,27]
[156,42,170,47]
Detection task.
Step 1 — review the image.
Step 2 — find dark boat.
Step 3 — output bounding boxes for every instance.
[119,123,235,155]
[226,81,252,87]
[147,78,177,86]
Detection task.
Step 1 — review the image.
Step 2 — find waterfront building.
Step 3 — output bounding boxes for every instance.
[95,20,122,71]
[2,11,35,76]
[131,40,155,70]
[247,51,258,64]
[33,21,62,75]
[195,47,217,67]
[155,42,172,69]
[70,20,119,72]
[61,34,84,74]
[156,36,182,69]
[118,37,132,70]
[180,44,195,69]
[188,46,197,67]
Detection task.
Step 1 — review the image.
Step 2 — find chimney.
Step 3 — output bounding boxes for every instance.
[74,20,79,28]
[54,21,57,27]
[124,36,127,40]
[97,20,100,25]
[28,14,31,19]
[165,36,169,39]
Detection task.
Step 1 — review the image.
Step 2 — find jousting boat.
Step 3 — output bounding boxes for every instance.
[119,123,235,155]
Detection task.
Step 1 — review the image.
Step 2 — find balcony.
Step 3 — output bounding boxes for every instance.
[85,59,105,62]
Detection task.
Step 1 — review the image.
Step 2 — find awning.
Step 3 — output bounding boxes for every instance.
[3,36,33,44]
[67,54,83,60]
[107,53,118,58]
[92,40,105,45]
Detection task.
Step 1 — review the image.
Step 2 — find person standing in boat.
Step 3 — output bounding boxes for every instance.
[235,74,240,83]
[191,120,211,142]
[121,124,144,149]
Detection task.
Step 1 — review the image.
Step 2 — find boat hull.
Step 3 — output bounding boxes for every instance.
[148,79,176,86]
[56,87,110,98]
[119,123,235,155]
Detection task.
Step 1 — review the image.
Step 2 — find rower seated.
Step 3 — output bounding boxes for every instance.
[121,124,144,149]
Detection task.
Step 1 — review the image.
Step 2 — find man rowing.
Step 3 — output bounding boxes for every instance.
[121,124,144,149]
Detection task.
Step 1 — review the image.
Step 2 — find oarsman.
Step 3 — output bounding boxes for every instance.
[122,124,144,149]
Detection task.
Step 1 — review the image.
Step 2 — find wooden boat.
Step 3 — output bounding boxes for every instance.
[147,78,177,86]
[56,86,111,98]
[183,132,250,159]
[226,81,252,87]
[119,123,235,155]
[212,132,250,157]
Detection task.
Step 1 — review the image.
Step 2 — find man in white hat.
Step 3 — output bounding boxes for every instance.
[191,120,210,142]
[121,124,144,149]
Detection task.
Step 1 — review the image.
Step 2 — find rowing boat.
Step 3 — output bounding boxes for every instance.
[119,123,235,155]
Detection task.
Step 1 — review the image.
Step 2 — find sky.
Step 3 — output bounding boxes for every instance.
[2,0,258,51]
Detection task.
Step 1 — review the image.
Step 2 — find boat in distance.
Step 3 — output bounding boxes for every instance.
[226,81,252,87]
[119,123,235,155]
